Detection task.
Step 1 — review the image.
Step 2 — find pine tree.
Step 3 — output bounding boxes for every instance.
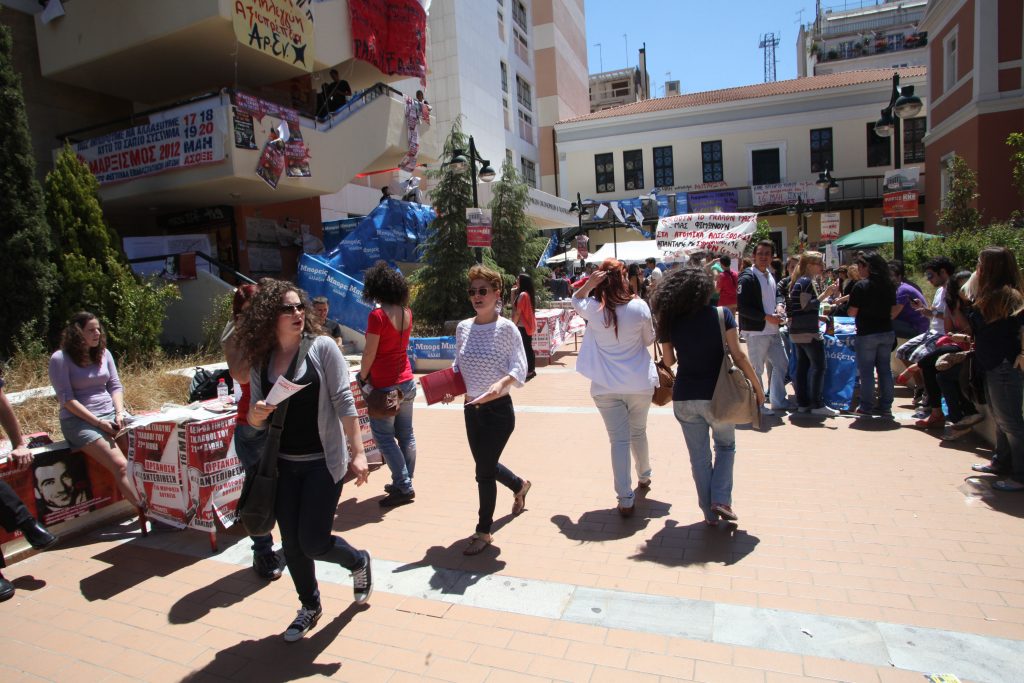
[936,154,982,233]
[0,25,57,355]
[489,159,533,280]
[410,118,477,325]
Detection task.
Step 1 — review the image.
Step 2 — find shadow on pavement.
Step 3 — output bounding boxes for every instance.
[332,494,386,533]
[550,496,672,543]
[958,476,1024,519]
[786,414,840,430]
[847,417,903,432]
[168,564,275,624]
[391,539,507,595]
[79,541,203,602]
[630,519,760,567]
[11,575,46,592]
[180,603,369,682]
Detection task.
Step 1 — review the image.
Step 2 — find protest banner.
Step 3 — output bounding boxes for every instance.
[467,208,493,248]
[752,181,825,207]
[232,0,314,71]
[655,213,758,260]
[349,0,427,84]
[128,421,189,528]
[231,92,311,178]
[674,191,689,214]
[349,380,382,466]
[688,189,739,213]
[73,102,227,186]
[181,416,244,532]
[820,212,840,241]
[255,138,287,189]
[884,190,919,218]
[533,309,577,359]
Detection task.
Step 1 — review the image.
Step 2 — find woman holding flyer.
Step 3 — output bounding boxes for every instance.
[239,279,372,643]
[443,265,532,556]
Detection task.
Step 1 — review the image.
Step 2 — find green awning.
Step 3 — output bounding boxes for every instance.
[831,224,940,250]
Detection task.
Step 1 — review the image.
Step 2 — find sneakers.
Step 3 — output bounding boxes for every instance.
[954,413,984,429]
[283,604,323,642]
[253,552,283,581]
[379,490,415,507]
[810,406,840,417]
[853,406,875,417]
[915,411,946,429]
[351,550,373,604]
[796,406,811,414]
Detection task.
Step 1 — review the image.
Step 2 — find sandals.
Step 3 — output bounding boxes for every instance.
[711,503,738,521]
[462,533,493,555]
[992,480,1024,492]
[512,480,532,516]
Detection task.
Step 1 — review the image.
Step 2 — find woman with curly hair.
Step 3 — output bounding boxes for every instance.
[966,247,1024,491]
[653,267,763,525]
[572,258,657,517]
[848,251,899,417]
[48,312,146,522]
[510,272,538,380]
[240,279,372,642]
[358,261,417,507]
[443,265,531,555]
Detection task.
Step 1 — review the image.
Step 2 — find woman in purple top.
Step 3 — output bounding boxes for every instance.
[48,312,145,515]
[889,260,929,340]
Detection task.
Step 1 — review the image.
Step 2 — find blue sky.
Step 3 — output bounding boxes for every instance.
[585,0,818,95]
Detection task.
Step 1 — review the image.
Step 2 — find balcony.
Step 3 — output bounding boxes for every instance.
[33,0,410,104]
[66,84,437,210]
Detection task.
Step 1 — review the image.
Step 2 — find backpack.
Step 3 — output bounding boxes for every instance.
[188,367,233,403]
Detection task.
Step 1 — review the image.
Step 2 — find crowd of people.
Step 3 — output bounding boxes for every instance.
[2,243,1024,640]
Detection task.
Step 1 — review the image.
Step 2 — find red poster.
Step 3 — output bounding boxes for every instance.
[128,421,188,527]
[350,378,382,466]
[349,0,427,83]
[256,139,287,189]
[182,416,242,532]
[883,190,919,218]
[467,224,492,248]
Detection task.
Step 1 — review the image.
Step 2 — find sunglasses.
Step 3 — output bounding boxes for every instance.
[467,287,491,297]
[278,303,306,315]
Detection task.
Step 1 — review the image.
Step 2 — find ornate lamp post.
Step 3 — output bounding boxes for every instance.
[447,135,496,263]
[874,72,923,263]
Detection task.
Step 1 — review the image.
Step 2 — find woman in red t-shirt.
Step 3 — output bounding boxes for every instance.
[511,273,538,380]
[715,254,739,313]
[359,262,416,507]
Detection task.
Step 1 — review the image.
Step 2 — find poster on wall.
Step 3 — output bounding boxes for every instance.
[256,138,287,189]
[820,212,841,241]
[231,92,311,178]
[71,101,227,186]
[466,208,492,248]
[181,416,244,531]
[128,421,188,527]
[349,0,428,84]
[232,107,257,149]
[687,189,739,213]
[231,0,314,71]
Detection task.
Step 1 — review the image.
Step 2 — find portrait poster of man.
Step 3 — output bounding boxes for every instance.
[31,449,116,526]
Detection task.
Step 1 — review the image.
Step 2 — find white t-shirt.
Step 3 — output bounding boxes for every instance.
[572,296,658,396]
[929,286,946,334]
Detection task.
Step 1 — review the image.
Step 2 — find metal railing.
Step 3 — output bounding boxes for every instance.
[127,251,256,285]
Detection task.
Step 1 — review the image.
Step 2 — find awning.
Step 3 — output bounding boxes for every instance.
[832,224,940,250]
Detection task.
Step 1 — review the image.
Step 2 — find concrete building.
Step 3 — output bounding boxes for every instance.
[589,65,649,112]
[555,67,929,253]
[919,0,1023,225]
[798,0,929,78]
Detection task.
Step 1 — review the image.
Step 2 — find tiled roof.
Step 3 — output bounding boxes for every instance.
[560,66,928,125]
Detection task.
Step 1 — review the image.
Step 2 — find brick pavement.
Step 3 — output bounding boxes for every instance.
[1,350,1022,682]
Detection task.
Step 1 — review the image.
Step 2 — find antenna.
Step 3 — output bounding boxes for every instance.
[623,34,629,67]
[593,42,602,72]
[758,32,780,82]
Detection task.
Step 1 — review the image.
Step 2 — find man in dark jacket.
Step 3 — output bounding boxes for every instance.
[737,240,793,415]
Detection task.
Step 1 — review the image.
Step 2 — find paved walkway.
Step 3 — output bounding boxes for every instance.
[2,350,1023,682]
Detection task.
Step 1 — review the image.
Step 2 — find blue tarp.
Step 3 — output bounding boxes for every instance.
[326,198,436,277]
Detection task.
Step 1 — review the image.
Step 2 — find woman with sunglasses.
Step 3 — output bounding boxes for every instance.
[238,279,372,642]
[444,265,531,555]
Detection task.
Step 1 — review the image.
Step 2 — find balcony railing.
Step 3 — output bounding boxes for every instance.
[813,31,927,64]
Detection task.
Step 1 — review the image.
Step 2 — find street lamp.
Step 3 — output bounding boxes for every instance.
[787,196,813,250]
[815,162,839,213]
[874,72,923,263]
[446,135,496,263]
[568,192,590,267]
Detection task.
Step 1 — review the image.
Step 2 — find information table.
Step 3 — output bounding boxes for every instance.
[533,308,583,361]
[786,317,858,410]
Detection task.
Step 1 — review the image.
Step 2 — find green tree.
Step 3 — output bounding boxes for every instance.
[489,159,533,279]
[45,145,177,362]
[410,118,477,325]
[0,25,57,356]
[1007,132,1024,217]
[745,219,772,256]
[936,153,982,232]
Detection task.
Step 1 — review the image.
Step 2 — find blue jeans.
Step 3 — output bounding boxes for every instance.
[984,361,1024,483]
[593,392,652,506]
[746,332,790,409]
[855,331,895,412]
[793,338,826,409]
[234,423,274,556]
[369,379,417,494]
[673,400,736,523]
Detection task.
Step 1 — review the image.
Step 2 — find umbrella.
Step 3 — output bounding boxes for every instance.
[832,224,940,250]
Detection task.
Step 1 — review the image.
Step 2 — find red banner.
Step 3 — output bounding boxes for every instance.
[349,0,427,84]
[181,416,244,532]
[884,190,919,218]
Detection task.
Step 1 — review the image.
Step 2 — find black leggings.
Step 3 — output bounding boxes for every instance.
[464,395,523,534]
[518,326,535,374]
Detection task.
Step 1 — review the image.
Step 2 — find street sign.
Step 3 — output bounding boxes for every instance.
[883,190,919,218]
[466,208,492,248]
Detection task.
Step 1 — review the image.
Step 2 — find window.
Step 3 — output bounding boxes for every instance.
[595,153,614,193]
[751,148,781,185]
[903,117,926,164]
[809,128,833,173]
[940,154,954,210]
[516,75,532,111]
[500,62,508,94]
[866,122,891,167]
[517,108,533,143]
[520,157,537,189]
[512,0,527,32]
[943,31,958,92]
[514,28,529,63]
[701,140,723,183]
[623,149,644,190]
[497,0,504,38]
[653,146,674,188]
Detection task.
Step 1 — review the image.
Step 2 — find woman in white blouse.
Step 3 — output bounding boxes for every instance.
[444,265,532,555]
[572,259,658,517]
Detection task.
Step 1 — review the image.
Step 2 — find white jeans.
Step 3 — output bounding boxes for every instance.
[593,392,653,506]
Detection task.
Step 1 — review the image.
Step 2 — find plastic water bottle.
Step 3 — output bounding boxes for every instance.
[216,378,229,402]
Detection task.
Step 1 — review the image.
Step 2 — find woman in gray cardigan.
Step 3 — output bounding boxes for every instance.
[239,279,371,643]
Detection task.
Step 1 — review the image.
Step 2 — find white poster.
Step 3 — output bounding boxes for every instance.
[820,212,841,241]
[655,213,758,261]
[123,234,214,277]
[752,181,826,207]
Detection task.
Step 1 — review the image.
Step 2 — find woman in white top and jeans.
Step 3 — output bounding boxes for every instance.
[444,265,532,556]
[572,259,658,517]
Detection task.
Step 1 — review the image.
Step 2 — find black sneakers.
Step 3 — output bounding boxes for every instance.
[283,604,322,642]
[253,552,283,581]
[379,490,415,507]
[351,550,373,604]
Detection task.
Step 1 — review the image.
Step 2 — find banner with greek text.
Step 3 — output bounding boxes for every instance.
[752,181,825,207]
[687,189,738,213]
[655,213,758,260]
[72,102,227,186]
[232,0,315,71]
[349,0,428,84]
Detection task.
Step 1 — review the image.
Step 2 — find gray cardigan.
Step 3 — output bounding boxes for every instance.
[249,334,358,483]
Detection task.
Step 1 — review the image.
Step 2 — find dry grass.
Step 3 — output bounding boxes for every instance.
[5,351,219,438]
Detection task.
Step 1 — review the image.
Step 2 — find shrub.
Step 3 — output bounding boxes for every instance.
[900,222,1024,273]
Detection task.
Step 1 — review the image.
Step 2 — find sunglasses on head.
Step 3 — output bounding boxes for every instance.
[278,303,306,315]
[467,287,491,297]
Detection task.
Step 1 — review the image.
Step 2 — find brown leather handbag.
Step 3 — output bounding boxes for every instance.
[651,341,674,406]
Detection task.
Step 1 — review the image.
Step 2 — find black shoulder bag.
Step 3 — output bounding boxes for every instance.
[236,335,314,536]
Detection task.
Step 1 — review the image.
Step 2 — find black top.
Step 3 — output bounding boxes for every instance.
[261,357,323,456]
[669,306,736,401]
[969,310,1024,371]
[849,279,895,336]
[736,268,767,332]
[324,318,344,340]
